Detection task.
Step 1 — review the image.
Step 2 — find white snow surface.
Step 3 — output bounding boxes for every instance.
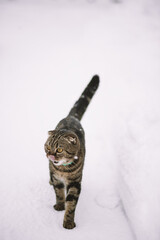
[0,1,160,240]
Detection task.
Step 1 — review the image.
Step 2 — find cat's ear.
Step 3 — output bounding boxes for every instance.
[48,130,56,136]
[65,135,77,145]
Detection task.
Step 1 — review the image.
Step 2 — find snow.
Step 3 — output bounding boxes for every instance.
[0,0,160,240]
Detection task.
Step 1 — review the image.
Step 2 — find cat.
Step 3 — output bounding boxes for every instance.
[44,75,99,229]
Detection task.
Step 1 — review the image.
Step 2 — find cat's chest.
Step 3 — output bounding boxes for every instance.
[54,171,68,185]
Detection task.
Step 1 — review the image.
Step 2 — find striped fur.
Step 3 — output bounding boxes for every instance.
[44,75,99,229]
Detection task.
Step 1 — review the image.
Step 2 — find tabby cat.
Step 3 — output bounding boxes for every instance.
[44,75,99,229]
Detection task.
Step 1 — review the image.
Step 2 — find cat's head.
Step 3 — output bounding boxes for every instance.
[44,130,80,166]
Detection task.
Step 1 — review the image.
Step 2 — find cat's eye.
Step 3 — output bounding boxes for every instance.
[47,145,51,150]
[57,148,63,153]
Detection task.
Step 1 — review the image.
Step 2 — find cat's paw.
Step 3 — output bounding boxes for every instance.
[53,203,65,211]
[63,220,76,229]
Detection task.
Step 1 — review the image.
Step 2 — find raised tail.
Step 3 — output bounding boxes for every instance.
[68,75,100,121]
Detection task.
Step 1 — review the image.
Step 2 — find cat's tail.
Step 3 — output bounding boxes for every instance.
[68,75,100,121]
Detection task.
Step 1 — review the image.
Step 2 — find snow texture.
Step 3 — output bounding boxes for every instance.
[0,1,160,240]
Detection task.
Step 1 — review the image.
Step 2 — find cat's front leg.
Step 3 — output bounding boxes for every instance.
[63,182,81,229]
[53,178,65,211]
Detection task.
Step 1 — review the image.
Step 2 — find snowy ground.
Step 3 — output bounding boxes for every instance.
[0,1,160,240]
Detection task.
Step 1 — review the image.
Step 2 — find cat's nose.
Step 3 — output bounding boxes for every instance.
[48,155,55,161]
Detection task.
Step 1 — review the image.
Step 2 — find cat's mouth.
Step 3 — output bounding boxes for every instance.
[48,155,69,166]
[53,160,64,166]
[53,160,58,164]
